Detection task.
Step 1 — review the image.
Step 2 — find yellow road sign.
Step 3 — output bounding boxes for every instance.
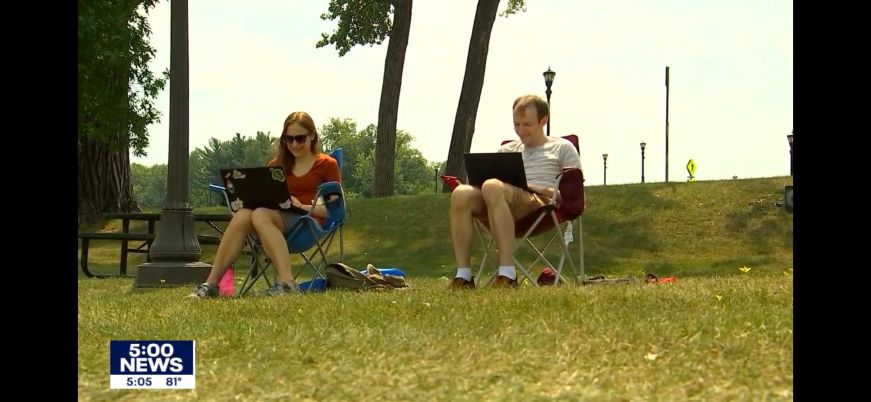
[686,159,697,176]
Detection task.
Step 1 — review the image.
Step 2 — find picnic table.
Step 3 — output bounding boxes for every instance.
[78,212,233,278]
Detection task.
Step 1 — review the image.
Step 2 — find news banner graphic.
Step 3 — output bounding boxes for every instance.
[110,340,196,389]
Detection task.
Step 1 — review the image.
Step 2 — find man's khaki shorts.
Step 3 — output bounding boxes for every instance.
[473,184,550,223]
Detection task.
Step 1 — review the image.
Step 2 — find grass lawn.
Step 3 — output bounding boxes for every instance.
[78,176,793,400]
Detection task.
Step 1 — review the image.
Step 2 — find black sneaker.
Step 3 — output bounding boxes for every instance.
[262,281,298,296]
[185,282,218,299]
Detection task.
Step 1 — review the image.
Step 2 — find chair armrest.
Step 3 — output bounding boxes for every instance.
[555,167,585,218]
[441,175,461,190]
[315,181,346,226]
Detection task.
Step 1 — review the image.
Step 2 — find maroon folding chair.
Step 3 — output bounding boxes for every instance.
[443,134,586,286]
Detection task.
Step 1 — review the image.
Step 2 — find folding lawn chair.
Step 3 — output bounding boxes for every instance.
[209,148,347,296]
[442,135,586,286]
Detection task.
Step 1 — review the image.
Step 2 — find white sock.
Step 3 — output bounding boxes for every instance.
[498,266,516,280]
[455,267,472,281]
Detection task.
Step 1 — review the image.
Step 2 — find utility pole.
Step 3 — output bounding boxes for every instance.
[665,66,670,182]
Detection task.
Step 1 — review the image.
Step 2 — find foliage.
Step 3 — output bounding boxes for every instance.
[78,0,167,156]
[316,0,393,56]
[320,118,436,197]
[500,0,526,16]
[130,163,167,207]
[132,118,440,207]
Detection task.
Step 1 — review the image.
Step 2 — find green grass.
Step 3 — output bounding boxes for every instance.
[78,177,793,400]
[80,176,793,279]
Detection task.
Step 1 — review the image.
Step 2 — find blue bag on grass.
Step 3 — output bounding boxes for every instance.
[360,267,405,277]
[299,278,328,293]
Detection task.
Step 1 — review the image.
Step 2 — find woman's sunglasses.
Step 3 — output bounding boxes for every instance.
[282,134,310,144]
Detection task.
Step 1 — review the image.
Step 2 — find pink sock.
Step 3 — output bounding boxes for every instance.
[218,266,235,296]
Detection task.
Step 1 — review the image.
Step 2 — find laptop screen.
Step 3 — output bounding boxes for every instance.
[463,152,529,191]
[218,167,305,213]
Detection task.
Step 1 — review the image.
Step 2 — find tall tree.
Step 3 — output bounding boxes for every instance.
[320,118,432,198]
[78,0,167,226]
[317,0,413,198]
[442,0,525,190]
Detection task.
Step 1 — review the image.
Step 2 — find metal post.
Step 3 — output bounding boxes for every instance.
[545,90,551,137]
[602,153,608,186]
[787,131,794,176]
[543,67,555,137]
[640,141,646,184]
[665,66,670,182]
[136,0,211,287]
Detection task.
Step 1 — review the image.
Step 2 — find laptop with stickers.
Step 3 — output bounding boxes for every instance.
[218,166,306,213]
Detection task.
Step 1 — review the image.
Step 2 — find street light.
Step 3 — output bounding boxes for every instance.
[787,130,794,176]
[602,153,608,186]
[543,67,555,137]
[640,141,647,183]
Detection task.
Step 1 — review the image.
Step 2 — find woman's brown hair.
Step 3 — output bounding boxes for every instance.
[272,111,320,172]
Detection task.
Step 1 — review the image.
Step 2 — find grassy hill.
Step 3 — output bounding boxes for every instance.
[80,176,793,280]
[78,176,794,400]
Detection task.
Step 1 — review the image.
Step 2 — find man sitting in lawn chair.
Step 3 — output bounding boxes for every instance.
[447,94,582,289]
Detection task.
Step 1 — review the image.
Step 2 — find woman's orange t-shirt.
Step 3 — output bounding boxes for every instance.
[268,153,341,205]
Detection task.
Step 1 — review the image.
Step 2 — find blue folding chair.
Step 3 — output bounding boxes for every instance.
[209,148,347,296]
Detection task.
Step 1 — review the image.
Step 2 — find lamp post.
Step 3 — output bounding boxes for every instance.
[640,141,647,183]
[543,67,555,136]
[602,153,608,186]
[665,66,670,182]
[787,130,794,176]
[136,0,211,287]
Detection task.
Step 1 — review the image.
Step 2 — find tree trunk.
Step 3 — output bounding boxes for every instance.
[78,66,140,227]
[78,137,140,227]
[373,0,413,198]
[442,0,501,192]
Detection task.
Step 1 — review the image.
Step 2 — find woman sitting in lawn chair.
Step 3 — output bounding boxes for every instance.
[187,111,341,299]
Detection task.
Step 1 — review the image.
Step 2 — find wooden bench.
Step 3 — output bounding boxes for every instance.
[78,232,222,278]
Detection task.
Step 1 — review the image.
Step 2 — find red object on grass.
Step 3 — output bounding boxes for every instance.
[537,267,556,286]
[219,266,235,296]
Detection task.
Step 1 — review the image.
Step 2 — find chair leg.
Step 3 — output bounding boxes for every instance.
[474,222,492,284]
[509,213,580,286]
[551,213,578,285]
[577,216,585,281]
[290,226,341,284]
[237,236,272,297]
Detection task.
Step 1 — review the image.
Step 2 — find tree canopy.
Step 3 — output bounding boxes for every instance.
[78,0,167,226]
[131,118,439,208]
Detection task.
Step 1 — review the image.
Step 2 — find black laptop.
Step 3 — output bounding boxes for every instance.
[218,166,306,213]
[463,152,529,191]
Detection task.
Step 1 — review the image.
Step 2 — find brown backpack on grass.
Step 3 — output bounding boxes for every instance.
[325,263,408,291]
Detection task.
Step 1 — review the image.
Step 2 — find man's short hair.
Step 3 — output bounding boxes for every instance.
[512,95,549,120]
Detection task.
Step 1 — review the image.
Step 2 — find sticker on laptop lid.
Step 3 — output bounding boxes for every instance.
[230,199,244,211]
[269,167,285,182]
